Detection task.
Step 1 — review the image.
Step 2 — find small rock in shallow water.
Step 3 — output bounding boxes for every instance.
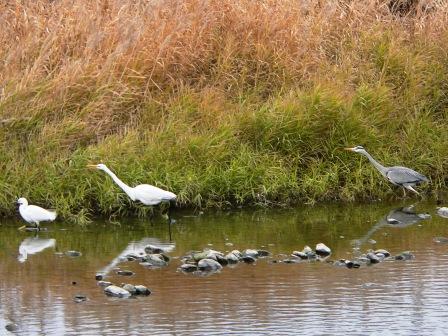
[241,256,257,263]
[302,246,313,254]
[315,243,331,256]
[437,207,448,218]
[116,270,134,276]
[121,284,137,295]
[291,251,308,259]
[395,251,415,260]
[366,252,380,264]
[142,254,168,267]
[179,263,198,273]
[215,254,229,266]
[97,281,113,287]
[374,249,391,258]
[5,323,18,332]
[433,237,448,244]
[242,249,259,258]
[225,252,240,264]
[367,239,376,245]
[198,258,223,271]
[73,294,87,303]
[65,251,82,257]
[257,250,271,257]
[144,245,164,254]
[135,285,151,296]
[104,285,131,298]
[282,258,301,264]
[95,274,104,280]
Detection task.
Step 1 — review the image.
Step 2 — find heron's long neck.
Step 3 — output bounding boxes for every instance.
[103,168,134,199]
[361,150,388,176]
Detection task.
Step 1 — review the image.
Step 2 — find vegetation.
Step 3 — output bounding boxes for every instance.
[1,0,448,220]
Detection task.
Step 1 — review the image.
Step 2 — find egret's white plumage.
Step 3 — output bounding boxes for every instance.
[18,237,56,263]
[17,197,57,228]
[88,164,176,205]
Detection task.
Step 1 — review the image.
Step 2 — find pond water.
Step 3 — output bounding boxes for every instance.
[1,201,448,335]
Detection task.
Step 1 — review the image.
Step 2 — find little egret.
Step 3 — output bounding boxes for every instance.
[87,164,177,222]
[17,198,57,230]
[345,146,429,196]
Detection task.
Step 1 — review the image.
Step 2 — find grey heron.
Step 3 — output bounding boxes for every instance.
[345,146,429,196]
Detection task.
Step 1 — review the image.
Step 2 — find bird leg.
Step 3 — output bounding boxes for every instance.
[402,187,407,198]
[405,185,420,195]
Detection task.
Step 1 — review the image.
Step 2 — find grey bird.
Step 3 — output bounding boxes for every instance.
[345,146,429,196]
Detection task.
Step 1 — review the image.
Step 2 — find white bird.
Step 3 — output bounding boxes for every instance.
[17,197,57,230]
[18,237,56,263]
[87,164,177,220]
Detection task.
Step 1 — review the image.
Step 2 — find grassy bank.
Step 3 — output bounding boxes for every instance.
[1,0,448,221]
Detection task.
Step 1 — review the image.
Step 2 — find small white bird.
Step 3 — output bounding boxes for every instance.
[87,164,177,220]
[17,197,57,230]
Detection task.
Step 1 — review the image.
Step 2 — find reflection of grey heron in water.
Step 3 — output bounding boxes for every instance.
[353,205,431,247]
[97,238,175,277]
[18,237,56,263]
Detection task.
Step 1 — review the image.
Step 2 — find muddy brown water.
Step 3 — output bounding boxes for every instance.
[1,201,448,335]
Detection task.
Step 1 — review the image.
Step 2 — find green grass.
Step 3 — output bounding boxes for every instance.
[1,2,448,222]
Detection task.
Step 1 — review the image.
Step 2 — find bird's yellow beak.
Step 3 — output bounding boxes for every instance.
[86,164,97,169]
[344,147,355,151]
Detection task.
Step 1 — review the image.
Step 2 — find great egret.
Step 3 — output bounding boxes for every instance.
[345,146,429,196]
[87,164,177,222]
[17,198,57,230]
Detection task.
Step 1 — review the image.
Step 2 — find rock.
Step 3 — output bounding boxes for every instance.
[367,239,377,244]
[142,254,168,267]
[366,252,381,264]
[374,249,391,257]
[302,246,313,254]
[257,250,271,257]
[230,250,243,258]
[242,249,259,258]
[73,294,87,303]
[241,256,257,263]
[104,285,132,298]
[179,263,198,273]
[375,253,386,260]
[193,249,224,262]
[291,251,308,259]
[344,260,354,268]
[122,284,137,295]
[437,207,448,218]
[282,258,301,264]
[144,245,164,254]
[5,323,18,332]
[197,258,223,271]
[315,243,331,256]
[97,281,113,287]
[95,274,104,280]
[65,250,82,257]
[215,254,229,266]
[225,252,240,263]
[395,251,415,260]
[116,270,134,276]
[135,285,151,296]
[433,237,448,244]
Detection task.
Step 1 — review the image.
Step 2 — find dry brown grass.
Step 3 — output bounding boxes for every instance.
[1,1,447,131]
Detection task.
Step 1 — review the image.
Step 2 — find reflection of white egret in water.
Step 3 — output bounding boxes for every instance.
[18,237,56,263]
[353,205,431,247]
[97,238,175,277]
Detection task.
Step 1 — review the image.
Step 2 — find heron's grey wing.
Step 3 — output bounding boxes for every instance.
[386,167,428,185]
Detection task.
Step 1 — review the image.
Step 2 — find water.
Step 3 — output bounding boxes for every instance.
[1,201,448,335]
